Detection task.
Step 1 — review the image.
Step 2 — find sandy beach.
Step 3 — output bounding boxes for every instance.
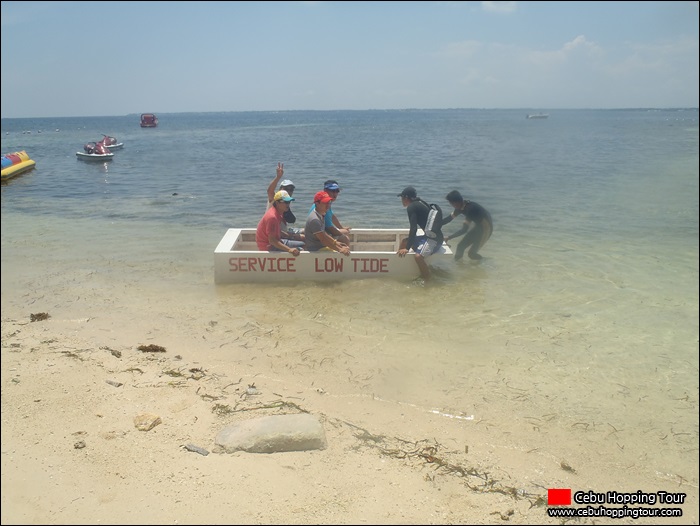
[2,290,697,525]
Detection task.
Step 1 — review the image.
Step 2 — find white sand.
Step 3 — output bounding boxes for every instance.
[2,291,697,524]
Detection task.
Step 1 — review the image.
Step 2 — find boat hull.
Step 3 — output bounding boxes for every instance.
[103,142,124,150]
[76,152,114,161]
[214,228,453,283]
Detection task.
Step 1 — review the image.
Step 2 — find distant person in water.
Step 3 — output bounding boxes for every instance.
[441,190,492,261]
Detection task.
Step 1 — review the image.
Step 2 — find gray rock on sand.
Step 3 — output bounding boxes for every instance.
[216,413,327,454]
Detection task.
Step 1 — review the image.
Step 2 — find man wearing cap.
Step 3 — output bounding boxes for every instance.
[309,179,351,245]
[266,162,301,236]
[304,191,351,256]
[397,186,444,281]
[256,190,305,255]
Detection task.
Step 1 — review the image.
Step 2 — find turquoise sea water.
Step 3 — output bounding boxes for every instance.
[2,109,699,498]
[2,109,698,240]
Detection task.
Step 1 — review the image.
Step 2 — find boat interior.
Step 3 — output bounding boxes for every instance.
[233,229,408,253]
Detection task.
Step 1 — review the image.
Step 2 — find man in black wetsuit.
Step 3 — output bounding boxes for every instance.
[441,190,493,261]
[397,186,444,281]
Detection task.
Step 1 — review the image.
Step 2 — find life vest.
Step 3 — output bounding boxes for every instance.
[418,199,443,239]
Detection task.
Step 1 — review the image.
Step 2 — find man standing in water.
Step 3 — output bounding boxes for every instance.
[442,190,493,261]
[397,186,443,281]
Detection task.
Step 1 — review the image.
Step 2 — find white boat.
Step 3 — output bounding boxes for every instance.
[214,228,453,283]
[76,151,114,161]
[526,113,549,119]
[77,141,114,161]
[103,141,124,151]
[100,135,124,150]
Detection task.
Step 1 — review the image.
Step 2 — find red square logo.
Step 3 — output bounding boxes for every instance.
[548,488,572,506]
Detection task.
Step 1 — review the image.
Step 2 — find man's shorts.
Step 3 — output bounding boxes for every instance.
[412,235,439,257]
[270,238,305,251]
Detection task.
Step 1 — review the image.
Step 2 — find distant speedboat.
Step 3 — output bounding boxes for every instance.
[527,113,549,119]
[140,113,158,127]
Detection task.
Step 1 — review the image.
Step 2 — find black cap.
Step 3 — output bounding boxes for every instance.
[397,186,417,199]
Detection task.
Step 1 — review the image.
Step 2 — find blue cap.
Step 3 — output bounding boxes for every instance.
[324,182,340,191]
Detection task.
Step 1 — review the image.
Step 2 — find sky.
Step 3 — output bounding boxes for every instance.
[1,1,698,118]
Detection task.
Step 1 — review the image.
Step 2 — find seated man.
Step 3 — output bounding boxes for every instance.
[266,162,303,238]
[308,180,351,245]
[256,190,305,255]
[304,191,350,256]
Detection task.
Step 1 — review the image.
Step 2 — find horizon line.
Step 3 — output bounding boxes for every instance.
[3,107,698,120]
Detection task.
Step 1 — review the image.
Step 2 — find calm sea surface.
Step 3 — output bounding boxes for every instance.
[2,109,699,489]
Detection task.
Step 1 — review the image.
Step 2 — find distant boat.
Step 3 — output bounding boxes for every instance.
[140,113,158,128]
[99,134,124,150]
[526,113,549,119]
[77,142,114,161]
[76,151,114,162]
